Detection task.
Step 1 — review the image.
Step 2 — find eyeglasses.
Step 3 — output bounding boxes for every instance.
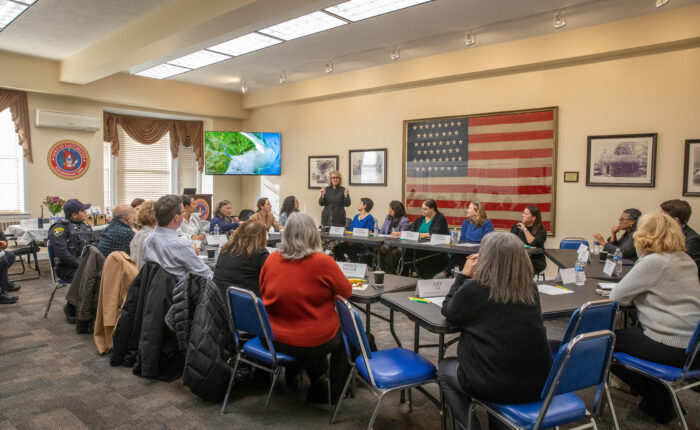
[330,176,340,179]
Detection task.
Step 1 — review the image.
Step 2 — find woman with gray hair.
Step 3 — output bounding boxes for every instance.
[259,212,352,404]
[438,232,552,430]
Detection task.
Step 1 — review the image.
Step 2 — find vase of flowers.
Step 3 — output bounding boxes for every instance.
[44,196,66,225]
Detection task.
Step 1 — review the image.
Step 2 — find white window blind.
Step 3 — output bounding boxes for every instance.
[177,144,198,193]
[0,108,25,213]
[116,125,171,204]
[103,142,113,208]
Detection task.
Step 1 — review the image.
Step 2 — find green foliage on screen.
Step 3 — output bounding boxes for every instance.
[205,132,256,174]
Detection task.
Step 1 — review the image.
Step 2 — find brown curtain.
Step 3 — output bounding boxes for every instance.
[103,112,204,171]
[0,88,33,162]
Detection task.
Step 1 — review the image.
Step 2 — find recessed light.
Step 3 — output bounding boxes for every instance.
[325,0,432,22]
[0,0,29,29]
[168,50,230,69]
[553,12,566,29]
[259,11,347,41]
[390,46,400,61]
[465,30,475,46]
[135,64,190,79]
[209,32,282,56]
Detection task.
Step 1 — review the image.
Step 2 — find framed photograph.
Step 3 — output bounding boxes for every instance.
[586,133,657,187]
[308,155,338,189]
[563,171,579,183]
[349,148,387,186]
[683,139,700,196]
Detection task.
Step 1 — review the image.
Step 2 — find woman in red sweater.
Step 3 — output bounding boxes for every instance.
[260,212,352,403]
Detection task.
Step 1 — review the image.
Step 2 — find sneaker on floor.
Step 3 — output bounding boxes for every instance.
[0,292,18,304]
[433,271,447,279]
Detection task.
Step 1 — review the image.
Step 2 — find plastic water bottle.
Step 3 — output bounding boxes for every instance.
[452,265,460,278]
[613,247,623,276]
[452,228,459,244]
[374,219,379,236]
[592,241,600,254]
[213,223,220,235]
[575,257,586,285]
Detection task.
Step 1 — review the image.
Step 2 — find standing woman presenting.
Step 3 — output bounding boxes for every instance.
[319,170,351,227]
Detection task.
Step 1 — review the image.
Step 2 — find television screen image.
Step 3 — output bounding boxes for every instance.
[205,131,281,175]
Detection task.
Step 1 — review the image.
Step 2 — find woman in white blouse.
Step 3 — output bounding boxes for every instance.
[177,195,208,240]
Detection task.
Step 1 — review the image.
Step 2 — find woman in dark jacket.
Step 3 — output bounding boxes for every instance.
[406,199,449,278]
[509,205,547,275]
[318,170,351,227]
[213,220,269,296]
[210,200,240,235]
[593,208,641,261]
[439,232,552,430]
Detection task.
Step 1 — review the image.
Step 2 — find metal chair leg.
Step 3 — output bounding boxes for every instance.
[667,385,688,430]
[604,383,619,430]
[466,402,476,430]
[44,283,60,318]
[330,369,355,423]
[220,356,241,415]
[367,391,387,430]
[264,368,280,409]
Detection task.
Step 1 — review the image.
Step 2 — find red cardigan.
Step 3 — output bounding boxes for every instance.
[260,252,352,347]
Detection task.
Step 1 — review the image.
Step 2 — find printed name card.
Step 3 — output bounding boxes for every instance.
[329,226,345,236]
[20,219,39,229]
[558,268,576,285]
[429,234,452,245]
[337,262,367,279]
[206,234,228,246]
[400,231,419,241]
[577,244,590,262]
[603,259,616,277]
[353,228,369,237]
[416,278,454,298]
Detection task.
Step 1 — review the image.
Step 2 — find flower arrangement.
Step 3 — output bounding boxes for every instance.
[43,196,66,215]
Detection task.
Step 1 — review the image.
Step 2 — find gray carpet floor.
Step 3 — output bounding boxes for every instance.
[0,261,698,429]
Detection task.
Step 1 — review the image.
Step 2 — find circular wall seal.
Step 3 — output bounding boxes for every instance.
[48,140,90,180]
[194,198,210,220]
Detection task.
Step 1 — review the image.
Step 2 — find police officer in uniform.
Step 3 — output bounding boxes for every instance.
[48,199,94,321]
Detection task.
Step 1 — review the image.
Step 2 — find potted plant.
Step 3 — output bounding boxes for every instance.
[43,196,66,225]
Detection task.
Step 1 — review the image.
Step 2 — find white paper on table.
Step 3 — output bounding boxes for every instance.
[456,242,479,247]
[429,234,451,245]
[603,259,616,277]
[559,268,576,285]
[20,219,38,229]
[537,284,574,295]
[337,261,367,279]
[353,228,369,237]
[266,247,277,254]
[352,283,369,291]
[329,226,345,236]
[597,282,618,290]
[400,231,419,241]
[377,234,393,238]
[206,234,228,246]
[427,296,447,307]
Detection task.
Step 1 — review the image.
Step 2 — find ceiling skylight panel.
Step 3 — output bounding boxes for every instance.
[135,64,190,79]
[167,50,230,69]
[0,0,28,29]
[258,11,347,41]
[13,0,37,4]
[208,32,282,56]
[324,0,432,22]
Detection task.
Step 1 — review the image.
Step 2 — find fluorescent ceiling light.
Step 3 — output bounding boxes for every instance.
[209,32,282,56]
[135,64,190,79]
[0,0,28,29]
[14,0,37,4]
[325,0,431,22]
[168,50,230,69]
[259,11,347,41]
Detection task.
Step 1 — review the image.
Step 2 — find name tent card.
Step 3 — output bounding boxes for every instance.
[337,262,367,279]
[400,231,419,241]
[329,226,345,236]
[603,259,616,277]
[416,278,454,298]
[577,244,590,262]
[353,228,369,238]
[429,234,452,245]
[559,268,576,285]
[206,234,228,246]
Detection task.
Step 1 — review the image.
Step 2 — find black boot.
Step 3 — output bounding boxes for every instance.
[75,319,91,334]
[64,303,76,324]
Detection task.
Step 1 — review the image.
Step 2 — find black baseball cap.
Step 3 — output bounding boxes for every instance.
[63,199,91,219]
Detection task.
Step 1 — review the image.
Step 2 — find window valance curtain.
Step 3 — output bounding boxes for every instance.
[0,88,33,162]
[103,112,204,171]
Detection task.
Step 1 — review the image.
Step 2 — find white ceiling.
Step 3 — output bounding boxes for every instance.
[0,0,697,93]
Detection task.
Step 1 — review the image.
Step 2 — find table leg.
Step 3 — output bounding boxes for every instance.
[365,303,371,334]
[388,309,402,348]
[439,334,445,360]
[414,324,420,352]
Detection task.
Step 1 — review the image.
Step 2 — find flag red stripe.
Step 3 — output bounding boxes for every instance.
[467,167,551,178]
[469,148,552,160]
[405,200,552,212]
[406,214,551,231]
[468,111,554,126]
[406,184,552,194]
[468,130,553,143]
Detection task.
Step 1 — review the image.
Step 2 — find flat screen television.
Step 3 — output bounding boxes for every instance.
[204,131,281,175]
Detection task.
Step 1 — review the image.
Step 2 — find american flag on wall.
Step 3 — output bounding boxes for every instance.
[404,108,556,234]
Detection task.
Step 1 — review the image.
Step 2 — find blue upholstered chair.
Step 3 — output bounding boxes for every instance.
[221,286,296,415]
[467,330,617,430]
[559,237,590,250]
[613,320,700,430]
[44,241,70,318]
[549,300,619,354]
[331,297,437,430]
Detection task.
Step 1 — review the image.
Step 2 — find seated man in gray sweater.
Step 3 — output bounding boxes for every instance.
[610,213,700,424]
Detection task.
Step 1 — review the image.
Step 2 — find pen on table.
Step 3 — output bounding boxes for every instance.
[408,296,431,303]
[554,285,572,291]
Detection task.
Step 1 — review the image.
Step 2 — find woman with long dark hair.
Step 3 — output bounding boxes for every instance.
[509,205,547,274]
[249,197,283,232]
[406,199,450,278]
[213,221,269,296]
[376,200,410,273]
[279,196,299,227]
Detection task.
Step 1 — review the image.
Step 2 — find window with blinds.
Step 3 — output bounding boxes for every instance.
[103,142,112,208]
[177,143,198,193]
[0,108,25,213]
[116,125,171,204]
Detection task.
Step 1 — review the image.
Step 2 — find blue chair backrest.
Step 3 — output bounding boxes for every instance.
[560,238,589,250]
[335,297,373,359]
[560,300,618,346]
[226,286,277,354]
[47,241,56,269]
[542,331,615,399]
[682,319,700,377]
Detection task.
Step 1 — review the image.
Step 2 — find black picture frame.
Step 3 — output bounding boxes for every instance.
[308,155,338,189]
[586,133,657,187]
[349,148,387,186]
[683,139,700,196]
